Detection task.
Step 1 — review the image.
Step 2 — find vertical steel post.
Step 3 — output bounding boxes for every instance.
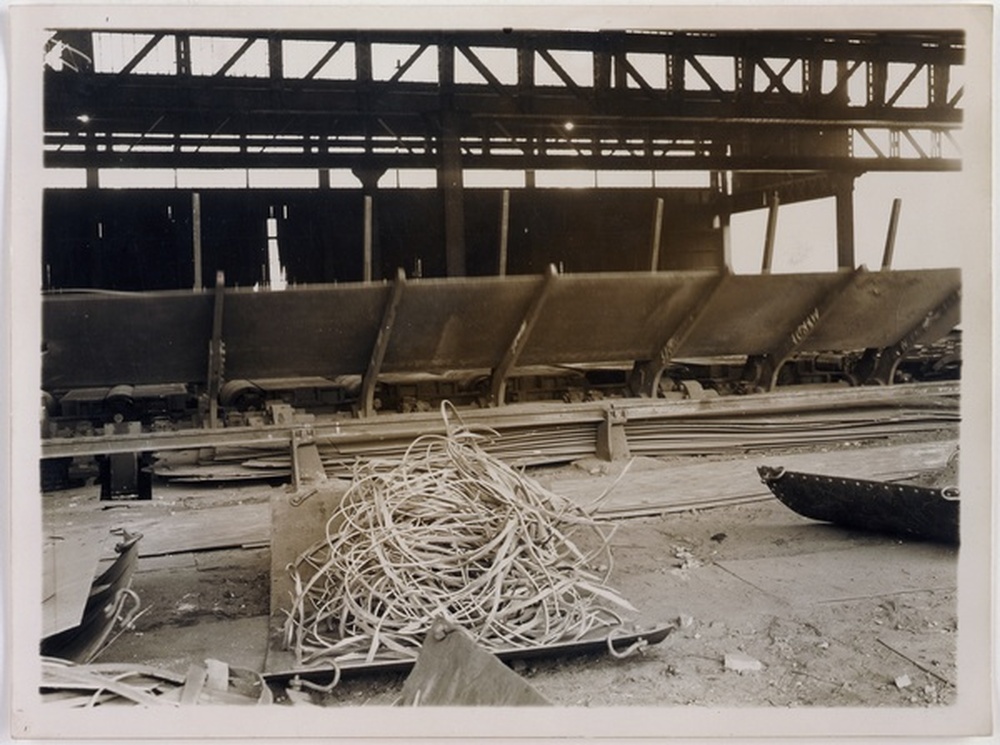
[206,271,225,429]
[499,189,510,276]
[192,191,203,289]
[363,195,373,283]
[267,35,283,81]
[650,197,664,271]
[439,43,466,277]
[440,112,466,277]
[761,192,779,274]
[881,198,902,270]
[835,176,856,269]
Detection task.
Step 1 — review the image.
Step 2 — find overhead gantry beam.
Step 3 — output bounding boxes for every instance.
[44,28,964,174]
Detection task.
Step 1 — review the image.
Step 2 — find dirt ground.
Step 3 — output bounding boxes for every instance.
[259,502,957,708]
[59,433,959,710]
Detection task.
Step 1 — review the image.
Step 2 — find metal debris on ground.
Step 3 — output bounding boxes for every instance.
[41,530,144,664]
[40,657,272,706]
[398,617,551,706]
[282,402,637,668]
[757,463,960,544]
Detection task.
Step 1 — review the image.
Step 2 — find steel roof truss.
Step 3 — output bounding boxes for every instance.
[456,45,510,97]
[682,54,727,99]
[303,40,346,81]
[214,36,259,78]
[884,62,926,108]
[117,33,167,77]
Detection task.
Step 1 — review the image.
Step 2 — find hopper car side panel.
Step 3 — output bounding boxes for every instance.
[41,269,961,399]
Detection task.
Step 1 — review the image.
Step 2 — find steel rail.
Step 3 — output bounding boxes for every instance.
[40,381,958,460]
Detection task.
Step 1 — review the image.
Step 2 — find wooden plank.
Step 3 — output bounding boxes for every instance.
[264,623,675,679]
[92,502,272,559]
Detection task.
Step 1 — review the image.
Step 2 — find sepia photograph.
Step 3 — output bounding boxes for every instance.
[4,2,995,741]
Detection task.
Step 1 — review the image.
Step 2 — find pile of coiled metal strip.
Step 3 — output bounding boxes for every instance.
[282,404,635,666]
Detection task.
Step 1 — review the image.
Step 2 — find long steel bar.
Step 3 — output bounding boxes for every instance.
[42,142,961,172]
[650,197,664,272]
[40,381,959,460]
[498,189,510,277]
[761,192,779,273]
[881,198,903,269]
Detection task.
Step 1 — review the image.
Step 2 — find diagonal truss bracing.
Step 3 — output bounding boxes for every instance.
[44,28,964,173]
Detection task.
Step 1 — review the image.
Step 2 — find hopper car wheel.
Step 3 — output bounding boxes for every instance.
[104,385,137,424]
[219,380,266,412]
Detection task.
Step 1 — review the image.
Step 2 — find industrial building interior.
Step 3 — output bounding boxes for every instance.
[25,23,983,726]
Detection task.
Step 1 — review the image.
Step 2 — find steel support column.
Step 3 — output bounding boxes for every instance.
[206,271,226,429]
[191,191,203,289]
[440,110,467,277]
[835,175,856,269]
[353,167,384,281]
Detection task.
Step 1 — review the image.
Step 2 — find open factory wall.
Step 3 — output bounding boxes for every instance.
[42,187,725,290]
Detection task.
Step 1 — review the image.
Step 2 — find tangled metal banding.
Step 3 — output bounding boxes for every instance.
[283,403,636,665]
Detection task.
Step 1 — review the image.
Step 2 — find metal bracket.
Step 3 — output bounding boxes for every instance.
[854,285,961,386]
[489,264,559,406]
[744,266,866,391]
[359,268,406,417]
[630,268,730,398]
[290,427,327,490]
[595,407,629,462]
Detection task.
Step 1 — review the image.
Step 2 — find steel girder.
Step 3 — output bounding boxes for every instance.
[44,29,964,174]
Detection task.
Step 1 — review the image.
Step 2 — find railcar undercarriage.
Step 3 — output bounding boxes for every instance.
[40,268,961,498]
